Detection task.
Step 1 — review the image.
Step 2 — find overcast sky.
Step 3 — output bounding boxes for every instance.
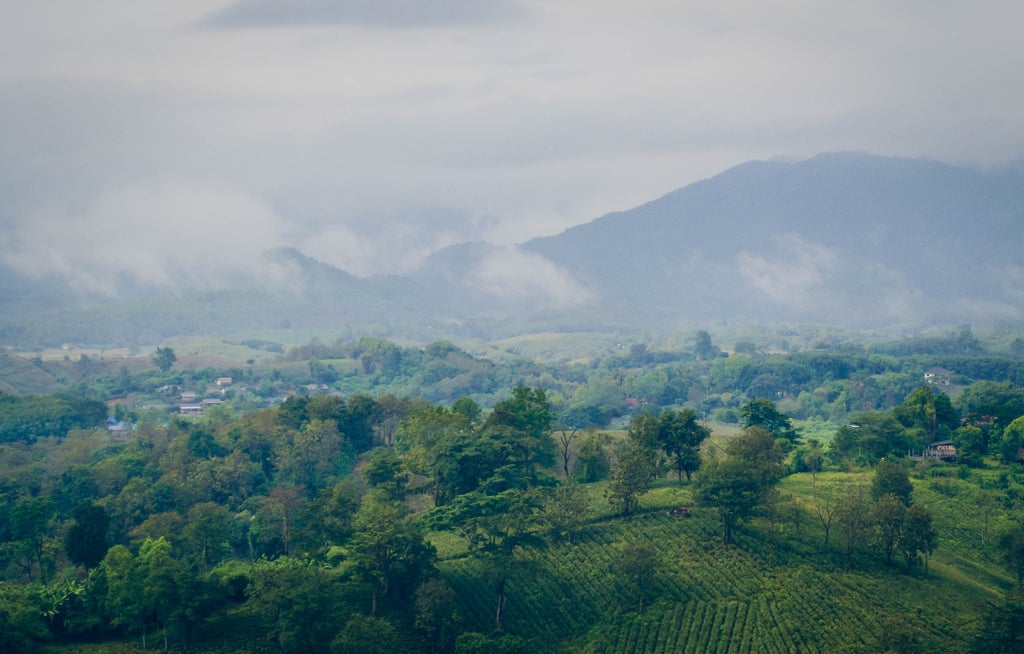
[1,1,1022,289]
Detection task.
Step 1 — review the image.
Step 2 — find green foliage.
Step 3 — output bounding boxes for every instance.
[349,489,436,615]
[0,583,47,652]
[657,408,709,481]
[694,428,784,544]
[3,343,1024,652]
[872,459,914,506]
[615,539,658,612]
[0,393,106,443]
[153,347,176,373]
[873,494,907,565]
[831,411,909,464]
[899,504,937,569]
[331,614,400,654]
[65,503,109,569]
[245,558,346,653]
[997,522,1024,585]
[741,399,799,443]
[606,438,656,517]
[971,588,1024,654]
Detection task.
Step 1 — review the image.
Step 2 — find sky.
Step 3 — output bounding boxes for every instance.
[1,1,1022,291]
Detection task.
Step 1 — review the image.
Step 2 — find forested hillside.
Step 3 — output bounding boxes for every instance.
[2,328,1024,652]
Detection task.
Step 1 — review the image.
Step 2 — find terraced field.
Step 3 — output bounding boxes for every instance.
[435,472,1008,653]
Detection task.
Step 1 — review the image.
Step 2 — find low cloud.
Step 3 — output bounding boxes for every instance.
[471,246,592,309]
[0,182,299,294]
[737,233,838,303]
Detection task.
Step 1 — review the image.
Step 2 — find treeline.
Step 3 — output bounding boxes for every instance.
[0,393,107,444]
[12,328,1024,436]
[3,373,1024,651]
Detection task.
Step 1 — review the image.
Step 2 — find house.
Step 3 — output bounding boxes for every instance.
[924,367,953,386]
[180,404,203,417]
[201,398,223,408]
[180,391,198,402]
[926,440,957,461]
[215,377,232,387]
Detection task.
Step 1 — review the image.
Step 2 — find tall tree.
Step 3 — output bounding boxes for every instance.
[657,409,710,481]
[997,523,1024,585]
[607,437,657,517]
[544,480,590,544]
[415,577,460,654]
[693,427,784,544]
[349,489,435,616]
[873,494,907,565]
[831,487,872,569]
[872,459,913,506]
[741,399,799,444]
[615,539,658,613]
[900,504,937,569]
[65,503,109,569]
[426,488,544,632]
[152,347,176,373]
[9,496,54,581]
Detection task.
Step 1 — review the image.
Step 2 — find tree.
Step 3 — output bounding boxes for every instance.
[997,522,1024,585]
[694,330,719,361]
[831,412,908,463]
[606,438,657,517]
[573,431,610,483]
[544,480,590,544]
[415,577,459,654]
[181,502,232,574]
[894,385,958,444]
[833,486,870,568]
[331,614,399,654]
[246,558,344,652]
[873,493,907,565]
[0,583,48,652]
[872,459,913,506]
[1000,416,1024,465]
[100,544,146,646]
[657,408,710,481]
[483,386,556,476]
[810,483,839,548]
[426,488,544,632]
[65,504,109,569]
[9,496,54,581]
[953,424,986,467]
[693,458,761,545]
[741,399,799,443]
[349,489,435,616]
[615,539,658,612]
[554,425,580,478]
[899,504,937,569]
[153,347,176,373]
[971,588,1024,653]
[694,427,784,544]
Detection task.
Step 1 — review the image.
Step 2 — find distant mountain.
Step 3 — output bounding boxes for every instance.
[2,153,1022,346]
[514,152,1024,328]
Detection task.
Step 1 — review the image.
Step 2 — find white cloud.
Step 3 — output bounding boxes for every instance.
[471,246,592,308]
[737,234,838,303]
[1,182,297,293]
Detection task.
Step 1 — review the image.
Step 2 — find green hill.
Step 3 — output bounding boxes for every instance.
[0,353,65,395]
[432,471,1008,653]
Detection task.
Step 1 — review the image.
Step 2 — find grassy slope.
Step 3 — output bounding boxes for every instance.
[0,353,65,395]
[435,469,1010,654]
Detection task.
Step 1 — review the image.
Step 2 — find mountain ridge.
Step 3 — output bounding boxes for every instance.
[2,152,1022,346]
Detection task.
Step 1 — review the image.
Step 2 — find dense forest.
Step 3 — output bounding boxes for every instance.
[2,327,1024,652]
